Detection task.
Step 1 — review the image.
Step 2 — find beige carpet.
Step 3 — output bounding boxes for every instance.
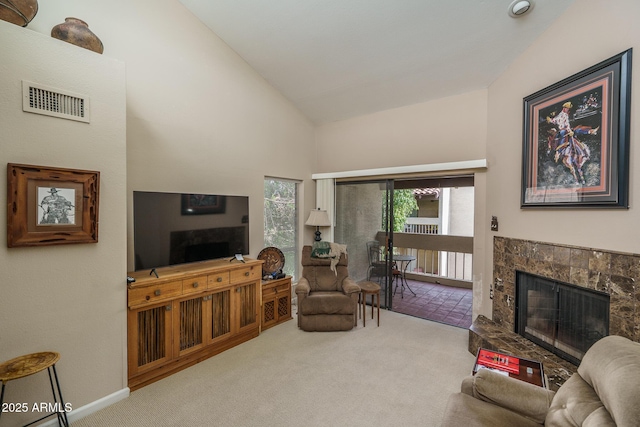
[74,310,475,426]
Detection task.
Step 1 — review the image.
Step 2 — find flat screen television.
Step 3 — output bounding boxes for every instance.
[133,191,249,271]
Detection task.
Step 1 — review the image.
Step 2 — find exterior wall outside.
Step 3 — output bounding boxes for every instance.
[417,198,438,218]
[0,21,126,424]
[448,187,474,237]
[334,183,385,282]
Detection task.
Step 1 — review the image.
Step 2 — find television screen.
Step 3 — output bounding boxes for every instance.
[133,191,249,271]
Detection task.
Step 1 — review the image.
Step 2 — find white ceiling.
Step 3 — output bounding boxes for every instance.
[179,0,577,124]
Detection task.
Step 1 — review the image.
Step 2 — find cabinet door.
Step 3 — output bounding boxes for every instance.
[261,280,291,330]
[262,294,277,329]
[235,281,259,333]
[276,291,291,322]
[205,288,232,344]
[174,294,207,357]
[128,302,173,376]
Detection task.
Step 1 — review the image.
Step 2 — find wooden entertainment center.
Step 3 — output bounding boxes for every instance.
[127,257,291,390]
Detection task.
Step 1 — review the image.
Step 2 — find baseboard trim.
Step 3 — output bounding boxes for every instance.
[39,387,130,426]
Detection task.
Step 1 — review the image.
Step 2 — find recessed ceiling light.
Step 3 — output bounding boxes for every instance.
[508,0,534,18]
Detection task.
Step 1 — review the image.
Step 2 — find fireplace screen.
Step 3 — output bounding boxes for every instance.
[515,271,609,365]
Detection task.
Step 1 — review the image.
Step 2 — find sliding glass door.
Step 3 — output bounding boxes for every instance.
[334,180,394,308]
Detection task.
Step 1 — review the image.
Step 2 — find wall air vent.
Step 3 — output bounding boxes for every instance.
[22,81,90,123]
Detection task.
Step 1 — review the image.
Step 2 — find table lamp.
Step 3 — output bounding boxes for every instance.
[305,208,331,241]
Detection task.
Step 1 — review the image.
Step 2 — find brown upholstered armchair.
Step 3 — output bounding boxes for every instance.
[295,245,360,331]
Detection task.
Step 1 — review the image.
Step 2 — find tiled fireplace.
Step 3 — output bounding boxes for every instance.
[469,236,639,390]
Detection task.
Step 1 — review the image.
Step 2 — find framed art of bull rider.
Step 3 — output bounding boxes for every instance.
[521,48,631,208]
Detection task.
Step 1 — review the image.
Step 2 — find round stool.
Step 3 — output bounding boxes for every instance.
[0,351,69,427]
[358,281,381,327]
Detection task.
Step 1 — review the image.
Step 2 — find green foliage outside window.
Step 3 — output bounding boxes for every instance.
[264,179,298,279]
[388,189,418,232]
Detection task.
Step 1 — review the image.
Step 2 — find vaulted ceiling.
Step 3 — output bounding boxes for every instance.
[179,0,577,124]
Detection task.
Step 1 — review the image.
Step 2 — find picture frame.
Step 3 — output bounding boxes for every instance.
[7,164,100,247]
[181,194,226,215]
[521,49,632,208]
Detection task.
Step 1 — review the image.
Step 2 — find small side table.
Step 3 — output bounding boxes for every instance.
[0,351,69,427]
[358,281,381,327]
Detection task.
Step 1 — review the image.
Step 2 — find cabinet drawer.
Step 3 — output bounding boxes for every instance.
[129,281,182,307]
[230,265,260,284]
[182,276,207,295]
[262,282,290,298]
[207,272,230,289]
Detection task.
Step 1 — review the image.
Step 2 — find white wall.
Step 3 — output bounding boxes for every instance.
[0,21,126,426]
[483,0,640,317]
[26,0,318,268]
[315,89,488,172]
[313,0,640,323]
[1,0,317,422]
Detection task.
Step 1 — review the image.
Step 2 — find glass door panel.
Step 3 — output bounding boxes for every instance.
[335,180,393,308]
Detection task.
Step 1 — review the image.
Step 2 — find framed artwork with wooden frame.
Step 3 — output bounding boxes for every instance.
[521,48,632,208]
[7,164,100,247]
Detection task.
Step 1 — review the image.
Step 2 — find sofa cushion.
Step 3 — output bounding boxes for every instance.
[545,373,613,427]
[299,292,355,316]
[577,335,640,426]
[441,393,541,427]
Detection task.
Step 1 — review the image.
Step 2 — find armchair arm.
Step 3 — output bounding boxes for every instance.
[295,278,310,297]
[341,277,360,295]
[467,369,555,424]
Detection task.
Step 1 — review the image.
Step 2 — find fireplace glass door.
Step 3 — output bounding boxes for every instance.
[516,271,609,365]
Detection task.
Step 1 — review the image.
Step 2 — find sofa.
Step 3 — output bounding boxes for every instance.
[295,245,360,331]
[441,335,640,426]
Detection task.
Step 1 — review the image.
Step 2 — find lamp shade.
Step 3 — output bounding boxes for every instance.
[305,209,331,227]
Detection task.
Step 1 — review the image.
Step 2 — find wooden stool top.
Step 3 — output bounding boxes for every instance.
[358,281,381,293]
[0,352,60,383]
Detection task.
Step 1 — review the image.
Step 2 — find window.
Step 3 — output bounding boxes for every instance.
[264,178,299,280]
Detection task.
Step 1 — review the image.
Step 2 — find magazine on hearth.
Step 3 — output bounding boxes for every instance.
[475,349,520,374]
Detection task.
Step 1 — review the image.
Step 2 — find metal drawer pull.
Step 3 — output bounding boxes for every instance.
[154,290,161,296]
[217,277,223,282]
[244,271,250,276]
[166,305,171,311]
[193,282,199,288]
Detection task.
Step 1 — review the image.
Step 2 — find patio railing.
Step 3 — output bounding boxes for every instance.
[376,230,473,289]
[404,217,440,235]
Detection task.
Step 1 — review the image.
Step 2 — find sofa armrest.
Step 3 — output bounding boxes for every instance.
[460,375,474,396]
[341,277,360,295]
[295,278,310,297]
[469,369,555,424]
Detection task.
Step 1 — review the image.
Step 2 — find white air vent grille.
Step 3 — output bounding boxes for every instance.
[22,81,90,123]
